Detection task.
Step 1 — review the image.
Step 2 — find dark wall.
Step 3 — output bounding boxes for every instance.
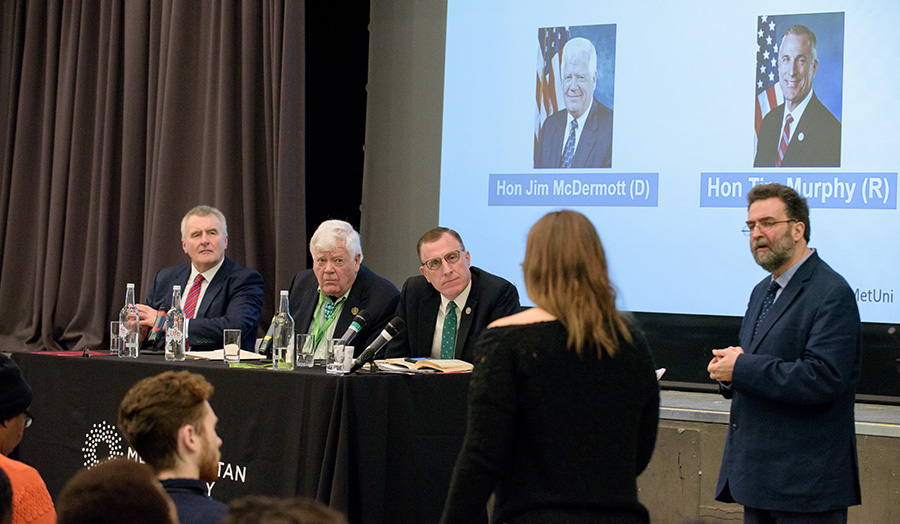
[639,312,900,404]
[305,0,370,265]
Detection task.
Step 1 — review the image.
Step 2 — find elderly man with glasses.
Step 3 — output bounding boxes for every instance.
[0,354,56,524]
[386,227,520,363]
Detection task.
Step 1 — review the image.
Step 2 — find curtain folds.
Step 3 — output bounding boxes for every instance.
[0,0,304,351]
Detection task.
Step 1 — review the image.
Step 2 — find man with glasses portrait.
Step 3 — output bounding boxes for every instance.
[386,227,520,363]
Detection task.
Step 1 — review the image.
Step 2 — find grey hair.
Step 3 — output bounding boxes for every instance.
[181,206,228,239]
[310,220,363,262]
[562,37,598,77]
[782,24,817,62]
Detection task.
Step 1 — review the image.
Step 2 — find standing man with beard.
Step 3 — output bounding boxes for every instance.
[708,183,862,523]
[119,371,226,524]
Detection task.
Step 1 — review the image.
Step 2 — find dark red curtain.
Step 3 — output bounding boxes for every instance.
[0,0,306,351]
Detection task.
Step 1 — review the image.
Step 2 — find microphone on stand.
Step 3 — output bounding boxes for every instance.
[337,310,370,346]
[146,306,169,342]
[348,317,405,374]
[258,318,276,358]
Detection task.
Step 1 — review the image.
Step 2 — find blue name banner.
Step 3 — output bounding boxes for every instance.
[700,173,898,209]
[488,173,658,207]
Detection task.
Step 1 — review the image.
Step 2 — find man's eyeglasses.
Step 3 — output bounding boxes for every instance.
[24,410,33,429]
[421,250,464,271]
[742,219,795,236]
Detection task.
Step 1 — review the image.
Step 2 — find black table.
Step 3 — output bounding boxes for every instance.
[12,352,472,524]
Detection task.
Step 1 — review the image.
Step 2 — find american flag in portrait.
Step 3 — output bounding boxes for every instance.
[755,14,784,139]
[535,27,570,153]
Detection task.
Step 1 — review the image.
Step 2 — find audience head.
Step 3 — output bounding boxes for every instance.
[523,210,630,357]
[309,220,363,297]
[224,496,348,524]
[56,459,178,524]
[0,467,11,524]
[180,205,229,272]
[118,370,221,482]
[0,355,33,456]
[417,227,471,301]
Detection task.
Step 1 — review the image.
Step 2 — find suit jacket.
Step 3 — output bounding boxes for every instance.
[288,264,400,357]
[144,257,264,353]
[754,92,841,167]
[386,267,520,363]
[535,97,613,169]
[715,251,862,512]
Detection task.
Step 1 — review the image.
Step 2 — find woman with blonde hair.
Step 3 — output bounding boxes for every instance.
[441,210,659,524]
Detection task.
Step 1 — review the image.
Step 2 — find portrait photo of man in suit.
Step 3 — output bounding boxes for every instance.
[535,30,614,169]
[754,23,842,167]
[708,183,861,522]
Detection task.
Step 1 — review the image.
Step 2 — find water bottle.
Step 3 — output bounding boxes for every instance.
[118,283,140,358]
[272,290,295,370]
[165,285,186,361]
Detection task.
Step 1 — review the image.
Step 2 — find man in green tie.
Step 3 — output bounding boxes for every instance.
[386,227,520,363]
[288,220,399,358]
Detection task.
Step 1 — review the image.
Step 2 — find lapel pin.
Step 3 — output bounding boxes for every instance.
[797,132,804,142]
[465,307,472,315]
[351,307,359,315]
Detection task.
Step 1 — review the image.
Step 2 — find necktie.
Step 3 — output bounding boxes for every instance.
[776,114,793,167]
[324,299,336,320]
[560,119,578,167]
[753,280,780,341]
[183,274,204,319]
[440,301,457,359]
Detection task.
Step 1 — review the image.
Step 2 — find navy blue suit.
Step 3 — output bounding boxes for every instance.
[287,264,400,357]
[144,257,264,353]
[386,267,520,363]
[716,251,862,512]
[535,97,613,169]
[754,92,841,167]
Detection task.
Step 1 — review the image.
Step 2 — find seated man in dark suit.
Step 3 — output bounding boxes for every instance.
[754,24,841,167]
[386,227,520,363]
[288,220,399,358]
[535,37,613,169]
[138,205,264,352]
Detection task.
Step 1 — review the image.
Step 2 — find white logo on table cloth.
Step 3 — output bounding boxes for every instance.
[82,420,124,467]
[81,419,248,495]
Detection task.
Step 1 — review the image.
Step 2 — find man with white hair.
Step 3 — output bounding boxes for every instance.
[535,36,614,169]
[288,220,400,358]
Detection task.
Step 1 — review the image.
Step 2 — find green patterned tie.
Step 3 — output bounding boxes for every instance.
[440,301,457,359]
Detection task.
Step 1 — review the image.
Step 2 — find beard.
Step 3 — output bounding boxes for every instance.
[198,436,220,483]
[752,230,795,273]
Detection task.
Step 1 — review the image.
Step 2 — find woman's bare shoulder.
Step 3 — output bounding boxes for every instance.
[488,307,556,328]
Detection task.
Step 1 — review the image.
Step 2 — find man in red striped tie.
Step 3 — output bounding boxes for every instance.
[753,24,841,167]
[137,206,264,353]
